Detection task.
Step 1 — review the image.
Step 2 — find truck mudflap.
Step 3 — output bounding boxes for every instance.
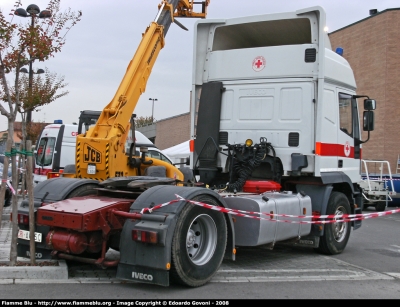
[116,185,235,287]
[17,225,53,260]
[353,207,362,230]
[117,264,169,287]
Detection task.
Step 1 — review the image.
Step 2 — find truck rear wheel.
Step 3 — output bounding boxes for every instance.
[375,201,386,212]
[170,195,227,287]
[315,191,351,255]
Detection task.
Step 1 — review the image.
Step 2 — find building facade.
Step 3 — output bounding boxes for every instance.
[138,112,190,150]
[329,8,400,173]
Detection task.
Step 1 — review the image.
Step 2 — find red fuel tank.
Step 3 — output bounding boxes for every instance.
[242,180,281,193]
[46,229,87,254]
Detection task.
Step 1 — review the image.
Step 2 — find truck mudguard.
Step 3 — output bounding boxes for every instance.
[321,172,356,192]
[117,185,235,286]
[320,171,362,229]
[29,177,100,204]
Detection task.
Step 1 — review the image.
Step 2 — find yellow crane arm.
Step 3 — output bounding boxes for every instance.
[87,0,210,141]
[76,0,209,181]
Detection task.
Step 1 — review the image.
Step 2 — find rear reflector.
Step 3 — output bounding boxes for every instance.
[132,230,158,244]
[18,213,29,225]
[47,172,61,179]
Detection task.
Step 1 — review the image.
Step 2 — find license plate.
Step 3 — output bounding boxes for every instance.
[87,164,96,175]
[18,229,42,243]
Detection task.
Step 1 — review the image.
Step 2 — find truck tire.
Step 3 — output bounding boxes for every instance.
[170,195,227,287]
[315,191,351,255]
[375,201,386,212]
[66,183,99,198]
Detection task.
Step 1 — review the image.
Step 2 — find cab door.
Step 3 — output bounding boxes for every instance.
[337,91,361,182]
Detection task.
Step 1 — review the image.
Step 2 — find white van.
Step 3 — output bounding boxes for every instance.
[34,120,172,184]
[33,122,79,185]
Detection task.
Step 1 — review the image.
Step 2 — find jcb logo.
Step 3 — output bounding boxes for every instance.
[84,144,102,163]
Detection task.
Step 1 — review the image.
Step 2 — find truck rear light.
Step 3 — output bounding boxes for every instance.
[18,213,29,225]
[47,172,61,179]
[132,230,158,244]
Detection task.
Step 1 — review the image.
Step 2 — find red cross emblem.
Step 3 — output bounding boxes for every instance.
[252,56,266,72]
[344,141,351,157]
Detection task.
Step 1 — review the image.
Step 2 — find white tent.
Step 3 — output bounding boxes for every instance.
[163,140,190,165]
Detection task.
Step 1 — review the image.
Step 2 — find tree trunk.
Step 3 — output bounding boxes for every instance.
[19,143,26,199]
[26,140,36,265]
[0,139,12,231]
[9,145,18,266]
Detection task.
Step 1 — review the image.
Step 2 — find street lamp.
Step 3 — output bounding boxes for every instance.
[15,4,51,128]
[149,98,158,122]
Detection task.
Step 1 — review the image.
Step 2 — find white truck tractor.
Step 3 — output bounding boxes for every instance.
[17,4,376,288]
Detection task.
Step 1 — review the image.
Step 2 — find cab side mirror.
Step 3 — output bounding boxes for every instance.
[363,111,374,131]
[364,99,376,111]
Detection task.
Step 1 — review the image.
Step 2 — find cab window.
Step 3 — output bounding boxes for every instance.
[148,150,172,165]
[338,92,360,141]
[36,137,56,166]
[339,94,353,136]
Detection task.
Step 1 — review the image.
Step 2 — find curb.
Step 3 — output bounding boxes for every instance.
[0,260,68,279]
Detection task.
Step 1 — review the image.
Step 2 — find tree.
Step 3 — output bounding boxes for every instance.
[0,0,81,265]
[17,120,48,146]
[135,115,156,128]
[13,67,68,117]
[8,67,69,143]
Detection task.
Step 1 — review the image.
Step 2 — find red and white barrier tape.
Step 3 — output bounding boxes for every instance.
[1,179,16,195]
[140,194,400,224]
[140,199,180,214]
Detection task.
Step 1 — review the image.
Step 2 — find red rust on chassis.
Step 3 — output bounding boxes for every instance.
[35,196,150,267]
[36,196,134,231]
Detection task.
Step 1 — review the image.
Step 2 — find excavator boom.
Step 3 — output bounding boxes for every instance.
[76,0,209,181]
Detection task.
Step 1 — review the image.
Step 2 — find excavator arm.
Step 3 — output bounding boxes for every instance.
[76,0,209,181]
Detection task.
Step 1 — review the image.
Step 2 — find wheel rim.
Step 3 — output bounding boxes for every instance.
[186,214,217,265]
[332,205,348,243]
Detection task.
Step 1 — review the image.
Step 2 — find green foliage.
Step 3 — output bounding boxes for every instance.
[135,115,155,128]
[9,68,68,113]
[0,0,81,143]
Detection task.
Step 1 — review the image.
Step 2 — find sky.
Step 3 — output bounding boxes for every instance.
[1,0,399,132]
